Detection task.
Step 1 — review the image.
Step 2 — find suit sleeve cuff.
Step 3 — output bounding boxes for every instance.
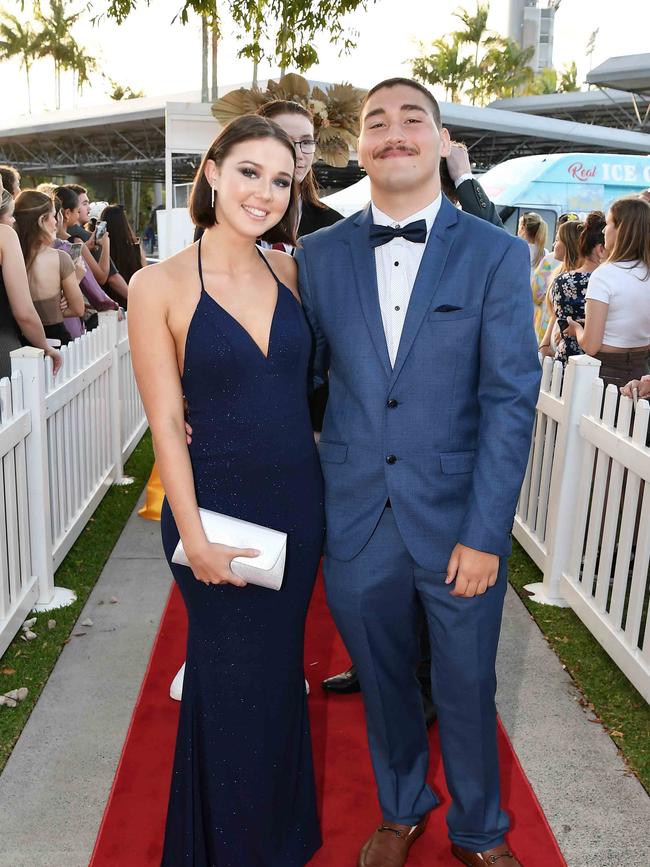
[454,173,474,189]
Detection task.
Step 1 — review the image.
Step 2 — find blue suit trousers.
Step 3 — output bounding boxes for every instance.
[324,507,510,850]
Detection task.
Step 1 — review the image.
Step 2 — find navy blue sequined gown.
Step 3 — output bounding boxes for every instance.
[160,242,324,866]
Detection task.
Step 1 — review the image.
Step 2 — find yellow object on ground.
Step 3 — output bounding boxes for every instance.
[138,462,164,521]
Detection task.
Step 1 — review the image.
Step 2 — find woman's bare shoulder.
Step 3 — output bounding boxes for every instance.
[263,249,299,301]
[129,243,198,299]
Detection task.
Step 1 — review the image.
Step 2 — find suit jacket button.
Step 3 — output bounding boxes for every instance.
[386,454,397,465]
[387,399,398,408]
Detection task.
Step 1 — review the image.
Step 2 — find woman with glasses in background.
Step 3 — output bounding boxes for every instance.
[256,101,343,247]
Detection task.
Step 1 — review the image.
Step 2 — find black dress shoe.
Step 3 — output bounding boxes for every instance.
[321,665,361,694]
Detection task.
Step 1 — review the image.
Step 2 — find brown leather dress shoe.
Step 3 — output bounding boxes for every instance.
[358,816,428,867]
[451,842,522,866]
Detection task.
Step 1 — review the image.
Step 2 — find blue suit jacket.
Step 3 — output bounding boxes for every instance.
[295,196,541,571]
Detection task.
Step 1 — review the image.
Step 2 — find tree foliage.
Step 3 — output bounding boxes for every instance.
[409,0,573,106]
[0,1,95,110]
[100,0,374,73]
[559,60,579,93]
[0,9,42,111]
[410,36,470,103]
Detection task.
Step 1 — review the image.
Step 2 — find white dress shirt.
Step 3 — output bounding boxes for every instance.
[371,195,442,366]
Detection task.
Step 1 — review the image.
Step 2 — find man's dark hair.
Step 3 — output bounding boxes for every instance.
[0,164,21,196]
[66,183,87,196]
[360,78,441,129]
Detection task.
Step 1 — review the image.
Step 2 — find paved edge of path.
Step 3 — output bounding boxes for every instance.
[0,497,647,867]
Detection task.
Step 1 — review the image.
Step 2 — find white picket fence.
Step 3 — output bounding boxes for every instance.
[515,354,650,702]
[0,311,146,657]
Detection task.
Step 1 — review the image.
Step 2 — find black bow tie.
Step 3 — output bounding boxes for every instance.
[369,219,427,248]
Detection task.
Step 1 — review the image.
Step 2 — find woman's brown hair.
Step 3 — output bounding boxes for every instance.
[578,210,605,258]
[256,100,327,211]
[607,197,650,275]
[546,219,584,317]
[13,190,54,271]
[556,219,584,272]
[189,114,299,246]
[101,204,143,284]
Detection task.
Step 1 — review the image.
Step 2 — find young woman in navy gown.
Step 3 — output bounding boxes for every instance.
[128,115,324,867]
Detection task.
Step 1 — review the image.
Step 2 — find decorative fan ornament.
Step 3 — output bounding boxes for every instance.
[211,74,367,167]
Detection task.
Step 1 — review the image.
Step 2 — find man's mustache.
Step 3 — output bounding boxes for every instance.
[374,145,419,159]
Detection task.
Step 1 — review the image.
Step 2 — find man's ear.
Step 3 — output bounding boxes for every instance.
[439,127,452,159]
[357,137,364,170]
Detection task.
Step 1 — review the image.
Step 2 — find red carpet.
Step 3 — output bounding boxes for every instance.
[91,575,566,866]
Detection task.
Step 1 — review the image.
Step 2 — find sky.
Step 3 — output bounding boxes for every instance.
[1,0,648,118]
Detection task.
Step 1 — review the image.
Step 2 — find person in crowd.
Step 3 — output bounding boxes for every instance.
[129,115,324,866]
[257,100,344,240]
[639,189,650,204]
[100,204,148,284]
[296,77,539,867]
[565,196,650,389]
[538,218,584,360]
[518,211,548,273]
[0,189,15,226]
[54,186,112,288]
[0,189,61,377]
[51,196,118,337]
[0,165,21,199]
[14,191,85,346]
[36,182,58,196]
[551,212,606,366]
[531,213,577,341]
[440,141,504,227]
[65,184,129,304]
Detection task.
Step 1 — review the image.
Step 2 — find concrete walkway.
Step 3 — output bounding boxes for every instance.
[0,495,648,867]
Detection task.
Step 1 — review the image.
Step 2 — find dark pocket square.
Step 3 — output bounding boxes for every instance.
[433,304,462,313]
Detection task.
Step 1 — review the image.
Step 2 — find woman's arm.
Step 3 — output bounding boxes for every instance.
[565,299,608,356]
[538,314,556,358]
[59,252,86,318]
[106,271,129,302]
[0,227,62,373]
[81,242,109,285]
[128,266,256,586]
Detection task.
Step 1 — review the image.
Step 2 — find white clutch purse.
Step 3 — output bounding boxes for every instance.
[171,508,287,591]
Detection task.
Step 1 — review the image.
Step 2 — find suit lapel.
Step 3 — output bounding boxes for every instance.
[389,197,459,386]
[347,205,392,379]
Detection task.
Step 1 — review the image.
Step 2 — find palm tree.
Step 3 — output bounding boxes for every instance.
[0,10,42,112]
[35,0,82,109]
[479,37,535,102]
[453,2,490,104]
[410,36,471,103]
[559,61,579,93]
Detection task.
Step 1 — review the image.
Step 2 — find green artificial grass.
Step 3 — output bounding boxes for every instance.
[508,539,650,793]
[0,431,154,772]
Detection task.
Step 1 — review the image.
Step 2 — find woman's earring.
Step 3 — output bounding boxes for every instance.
[211,186,215,209]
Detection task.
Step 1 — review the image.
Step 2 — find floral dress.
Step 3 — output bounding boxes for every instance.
[531,253,559,341]
[551,270,591,365]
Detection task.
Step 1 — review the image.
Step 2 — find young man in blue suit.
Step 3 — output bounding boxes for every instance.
[295,78,540,867]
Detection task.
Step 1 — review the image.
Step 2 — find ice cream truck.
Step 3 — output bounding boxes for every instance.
[479,152,650,241]
[322,152,650,239]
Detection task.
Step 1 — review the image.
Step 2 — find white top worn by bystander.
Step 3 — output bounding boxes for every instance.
[586,261,650,348]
